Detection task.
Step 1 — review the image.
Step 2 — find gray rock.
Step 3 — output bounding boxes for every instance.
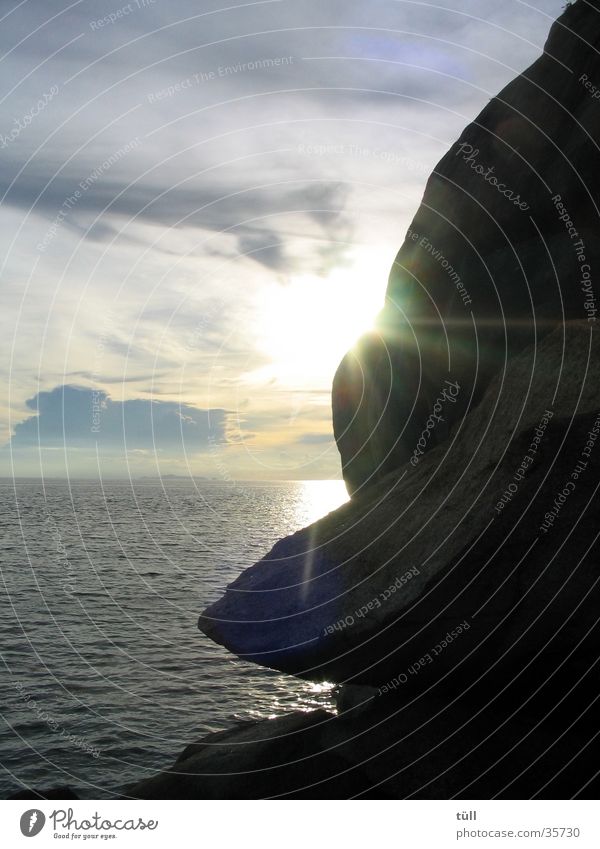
[333,0,600,495]
[126,682,600,798]
[334,684,378,717]
[196,3,600,792]
[200,324,600,688]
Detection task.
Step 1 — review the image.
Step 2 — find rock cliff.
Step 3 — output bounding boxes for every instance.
[333,0,600,494]
[199,324,600,691]
[191,2,600,799]
[124,680,600,798]
[199,1,600,695]
[26,2,600,801]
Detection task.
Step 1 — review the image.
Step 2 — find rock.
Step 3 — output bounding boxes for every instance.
[334,684,378,717]
[333,0,600,495]
[126,681,600,798]
[199,323,600,688]
[124,710,374,799]
[192,2,600,798]
[17,4,600,803]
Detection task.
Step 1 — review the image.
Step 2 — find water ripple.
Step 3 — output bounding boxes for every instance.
[0,479,346,797]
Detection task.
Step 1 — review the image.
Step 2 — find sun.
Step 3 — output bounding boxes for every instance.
[254,249,390,389]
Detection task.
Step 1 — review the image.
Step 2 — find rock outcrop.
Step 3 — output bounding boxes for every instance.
[199,324,600,690]
[124,679,600,798]
[334,0,600,495]
[194,4,600,799]
[18,679,600,798]
[13,2,600,804]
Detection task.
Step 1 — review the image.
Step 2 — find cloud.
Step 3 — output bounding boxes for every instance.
[8,385,227,452]
[237,229,286,270]
[296,432,335,445]
[0,167,352,271]
[0,0,567,478]
[65,371,169,384]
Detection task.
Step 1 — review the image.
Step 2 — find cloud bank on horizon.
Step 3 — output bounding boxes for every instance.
[0,0,565,479]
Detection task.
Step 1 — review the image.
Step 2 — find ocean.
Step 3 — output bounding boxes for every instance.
[0,478,348,798]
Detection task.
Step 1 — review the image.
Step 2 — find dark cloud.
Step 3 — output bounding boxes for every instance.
[237,229,286,269]
[1,168,351,271]
[8,385,227,451]
[0,171,332,225]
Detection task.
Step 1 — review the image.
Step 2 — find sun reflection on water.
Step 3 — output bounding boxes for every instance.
[261,680,337,720]
[275,483,344,717]
[243,483,346,720]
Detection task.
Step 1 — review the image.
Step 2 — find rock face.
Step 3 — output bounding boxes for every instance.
[192,2,600,798]
[125,682,600,798]
[199,2,600,693]
[15,4,600,804]
[199,323,600,689]
[334,0,600,495]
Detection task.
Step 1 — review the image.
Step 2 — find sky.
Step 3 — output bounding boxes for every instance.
[0,0,566,480]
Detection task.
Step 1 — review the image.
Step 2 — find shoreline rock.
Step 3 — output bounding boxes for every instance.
[123,680,600,798]
[333,0,600,495]
[22,676,600,799]
[14,1,600,801]
[161,0,600,797]
[199,324,600,690]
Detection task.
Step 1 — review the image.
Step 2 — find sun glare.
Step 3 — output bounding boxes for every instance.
[255,250,389,389]
[297,479,349,525]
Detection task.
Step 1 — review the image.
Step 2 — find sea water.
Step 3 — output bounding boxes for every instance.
[0,479,347,798]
